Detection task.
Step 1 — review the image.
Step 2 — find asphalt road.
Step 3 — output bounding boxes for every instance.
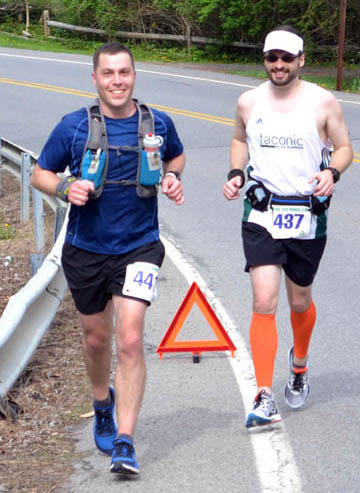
[0,47,360,492]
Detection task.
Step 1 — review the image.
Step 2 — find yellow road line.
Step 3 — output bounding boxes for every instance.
[150,103,234,123]
[151,105,235,125]
[1,78,360,146]
[0,77,235,126]
[0,77,95,98]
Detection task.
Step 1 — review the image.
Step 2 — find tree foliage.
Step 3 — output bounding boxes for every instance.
[0,0,64,20]
[1,1,359,59]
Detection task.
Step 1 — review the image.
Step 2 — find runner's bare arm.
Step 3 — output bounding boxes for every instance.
[325,95,354,173]
[161,152,185,205]
[224,93,253,200]
[162,151,185,177]
[309,93,354,196]
[31,163,61,195]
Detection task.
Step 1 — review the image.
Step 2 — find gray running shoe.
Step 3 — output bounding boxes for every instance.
[284,347,310,409]
[245,390,281,429]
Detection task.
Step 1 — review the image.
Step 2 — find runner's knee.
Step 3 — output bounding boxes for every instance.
[116,329,143,359]
[289,298,312,313]
[83,326,112,353]
[253,295,278,314]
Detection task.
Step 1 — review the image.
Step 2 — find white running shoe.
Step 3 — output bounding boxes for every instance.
[245,390,281,429]
[284,347,310,409]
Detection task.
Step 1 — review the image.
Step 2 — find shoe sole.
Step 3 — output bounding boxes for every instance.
[245,412,282,429]
[284,384,310,409]
[284,348,310,409]
[110,462,139,475]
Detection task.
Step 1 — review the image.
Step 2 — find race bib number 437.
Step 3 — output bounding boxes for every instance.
[122,262,159,303]
[270,205,311,239]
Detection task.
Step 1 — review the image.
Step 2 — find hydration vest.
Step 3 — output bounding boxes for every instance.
[79,98,159,199]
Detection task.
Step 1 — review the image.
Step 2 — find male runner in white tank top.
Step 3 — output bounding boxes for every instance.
[223,25,353,428]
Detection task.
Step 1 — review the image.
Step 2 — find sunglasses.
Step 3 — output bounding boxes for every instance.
[264,53,298,63]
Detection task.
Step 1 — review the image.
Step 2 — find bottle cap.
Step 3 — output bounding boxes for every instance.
[143,133,163,149]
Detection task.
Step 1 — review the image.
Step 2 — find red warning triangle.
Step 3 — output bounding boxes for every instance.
[156,282,236,358]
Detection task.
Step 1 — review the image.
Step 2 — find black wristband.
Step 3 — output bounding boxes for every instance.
[227,169,245,188]
[326,166,340,183]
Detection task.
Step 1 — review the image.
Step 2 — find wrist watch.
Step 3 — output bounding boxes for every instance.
[327,167,340,183]
[165,171,180,180]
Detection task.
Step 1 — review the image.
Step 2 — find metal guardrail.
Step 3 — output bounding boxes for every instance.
[0,138,66,235]
[0,138,69,398]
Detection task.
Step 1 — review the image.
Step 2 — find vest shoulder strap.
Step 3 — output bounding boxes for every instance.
[81,98,158,199]
[133,99,158,198]
[135,99,154,138]
[78,99,108,199]
[86,99,107,151]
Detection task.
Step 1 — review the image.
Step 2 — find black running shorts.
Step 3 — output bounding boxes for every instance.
[62,241,165,315]
[242,222,327,287]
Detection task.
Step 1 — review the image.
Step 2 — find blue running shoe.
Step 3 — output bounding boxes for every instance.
[110,438,139,475]
[93,387,117,455]
[245,390,282,429]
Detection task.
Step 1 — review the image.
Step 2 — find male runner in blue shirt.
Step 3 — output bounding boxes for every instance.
[31,42,185,475]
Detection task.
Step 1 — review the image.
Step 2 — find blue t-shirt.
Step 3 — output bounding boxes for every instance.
[38,105,183,254]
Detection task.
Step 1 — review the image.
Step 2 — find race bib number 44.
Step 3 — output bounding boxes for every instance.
[270,205,311,239]
[122,262,160,303]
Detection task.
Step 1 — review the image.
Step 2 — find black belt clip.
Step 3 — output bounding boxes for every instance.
[245,180,271,211]
[311,195,332,215]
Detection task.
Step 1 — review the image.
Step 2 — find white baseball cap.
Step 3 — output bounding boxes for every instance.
[263,30,304,55]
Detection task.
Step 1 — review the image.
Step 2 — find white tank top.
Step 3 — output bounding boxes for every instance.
[246,81,327,196]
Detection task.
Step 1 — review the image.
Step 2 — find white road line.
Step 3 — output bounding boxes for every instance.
[161,234,302,493]
[1,52,360,104]
[0,52,254,89]
[0,52,93,64]
[137,68,255,88]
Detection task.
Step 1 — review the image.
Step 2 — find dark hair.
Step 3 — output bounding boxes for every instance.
[270,24,304,52]
[93,43,135,71]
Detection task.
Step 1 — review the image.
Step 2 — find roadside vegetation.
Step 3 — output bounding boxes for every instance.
[0,170,90,493]
[2,0,359,62]
[1,23,360,94]
[0,1,360,93]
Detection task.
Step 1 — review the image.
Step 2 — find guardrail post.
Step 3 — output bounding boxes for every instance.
[53,205,67,243]
[0,139,2,192]
[31,188,45,275]
[20,152,31,223]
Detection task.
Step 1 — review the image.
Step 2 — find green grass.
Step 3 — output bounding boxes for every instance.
[0,25,242,62]
[0,29,101,54]
[0,24,359,93]
[0,222,15,240]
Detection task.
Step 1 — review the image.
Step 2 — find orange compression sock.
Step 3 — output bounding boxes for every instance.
[249,312,278,389]
[291,301,316,360]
